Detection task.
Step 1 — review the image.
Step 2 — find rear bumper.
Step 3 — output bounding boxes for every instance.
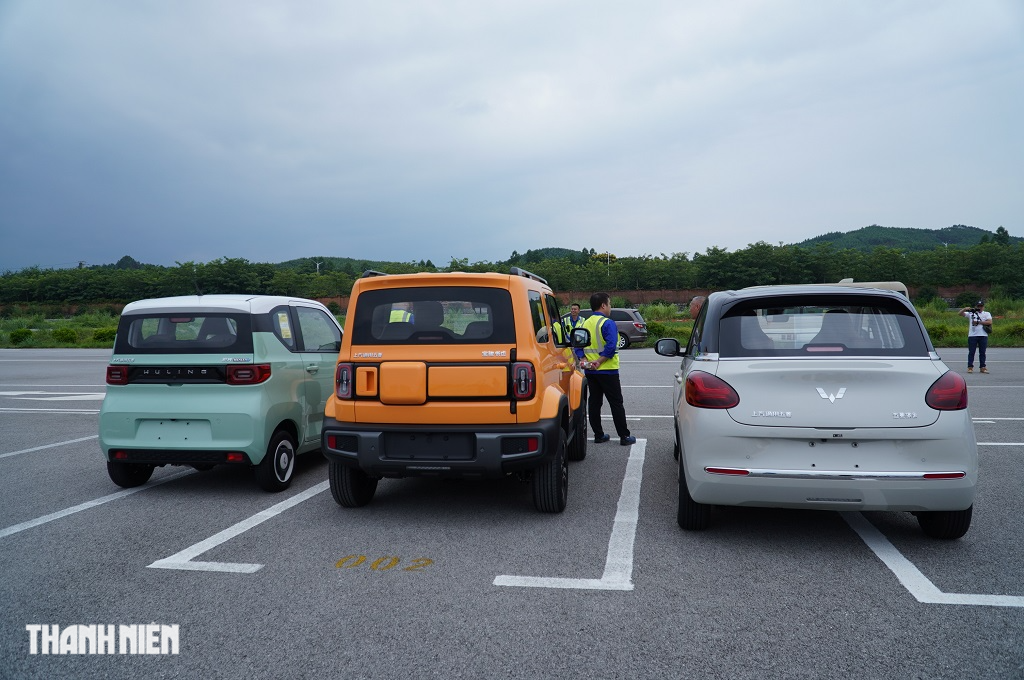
[104,449,252,466]
[688,467,976,511]
[321,416,562,479]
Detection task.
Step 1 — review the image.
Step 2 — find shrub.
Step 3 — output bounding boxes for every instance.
[326,301,341,315]
[644,321,669,341]
[93,327,118,343]
[924,323,952,344]
[51,327,79,344]
[9,328,32,345]
[914,286,937,305]
[954,291,984,308]
[637,303,678,322]
[1001,322,1024,341]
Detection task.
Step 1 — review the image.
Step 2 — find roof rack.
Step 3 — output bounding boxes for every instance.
[361,270,388,278]
[509,267,548,285]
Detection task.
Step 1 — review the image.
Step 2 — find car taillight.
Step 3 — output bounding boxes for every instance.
[685,371,740,409]
[106,366,129,385]
[512,362,535,400]
[706,467,750,475]
[633,322,646,331]
[925,370,968,410]
[226,364,271,385]
[335,363,354,399]
[923,472,966,479]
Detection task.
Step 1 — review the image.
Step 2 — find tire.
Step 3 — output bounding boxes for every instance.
[255,429,297,492]
[329,460,378,507]
[617,332,630,349]
[677,457,711,530]
[567,400,588,462]
[106,461,155,488]
[533,430,568,513]
[917,506,972,539]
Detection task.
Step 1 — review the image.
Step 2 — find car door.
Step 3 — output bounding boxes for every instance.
[294,304,343,443]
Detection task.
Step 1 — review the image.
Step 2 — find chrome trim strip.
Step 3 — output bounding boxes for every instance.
[706,468,965,481]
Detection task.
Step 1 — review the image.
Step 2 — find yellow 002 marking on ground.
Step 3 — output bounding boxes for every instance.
[335,555,434,572]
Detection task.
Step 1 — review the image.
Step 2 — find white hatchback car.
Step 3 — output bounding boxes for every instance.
[655,285,977,539]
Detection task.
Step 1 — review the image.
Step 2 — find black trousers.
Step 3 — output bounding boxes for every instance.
[587,371,630,438]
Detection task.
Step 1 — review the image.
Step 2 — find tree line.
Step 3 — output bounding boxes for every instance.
[3,239,1024,306]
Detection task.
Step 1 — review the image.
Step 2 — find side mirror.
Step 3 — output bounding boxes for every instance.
[655,337,682,357]
[570,328,591,348]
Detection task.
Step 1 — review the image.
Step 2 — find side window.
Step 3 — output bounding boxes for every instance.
[528,290,548,343]
[269,307,297,351]
[610,310,629,322]
[295,306,341,353]
[544,294,565,346]
[686,301,708,357]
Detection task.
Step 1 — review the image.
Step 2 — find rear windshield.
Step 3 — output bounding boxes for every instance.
[350,287,515,345]
[114,313,253,354]
[719,295,929,358]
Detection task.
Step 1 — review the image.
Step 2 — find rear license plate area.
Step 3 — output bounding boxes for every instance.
[383,433,474,461]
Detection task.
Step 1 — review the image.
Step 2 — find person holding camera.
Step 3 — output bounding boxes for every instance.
[960,299,992,374]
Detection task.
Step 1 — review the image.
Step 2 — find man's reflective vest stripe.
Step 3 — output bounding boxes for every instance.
[580,314,620,371]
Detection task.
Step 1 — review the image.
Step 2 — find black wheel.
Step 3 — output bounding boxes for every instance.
[255,429,296,492]
[617,332,630,349]
[677,457,710,530]
[917,506,972,539]
[329,460,378,507]
[533,430,568,513]
[567,400,588,462]
[106,461,154,488]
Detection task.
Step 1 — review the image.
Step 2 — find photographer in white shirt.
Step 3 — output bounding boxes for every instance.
[960,299,992,374]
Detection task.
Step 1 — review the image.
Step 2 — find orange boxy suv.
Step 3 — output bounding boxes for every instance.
[321,268,588,512]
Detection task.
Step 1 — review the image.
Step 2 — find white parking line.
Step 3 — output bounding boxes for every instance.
[842,512,1024,608]
[493,438,646,591]
[148,481,330,574]
[0,470,194,539]
[0,435,100,459]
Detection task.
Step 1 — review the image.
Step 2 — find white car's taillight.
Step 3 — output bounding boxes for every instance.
[685,371,740,409]
[925,370,968,410]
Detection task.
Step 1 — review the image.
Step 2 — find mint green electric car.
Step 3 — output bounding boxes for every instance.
[99,295,342,492]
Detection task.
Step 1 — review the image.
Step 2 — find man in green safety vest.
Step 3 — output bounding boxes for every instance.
[561,303,584,332]
[574,292,636,446]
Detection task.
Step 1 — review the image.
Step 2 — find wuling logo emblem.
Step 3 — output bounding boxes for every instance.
[816,387,847,403]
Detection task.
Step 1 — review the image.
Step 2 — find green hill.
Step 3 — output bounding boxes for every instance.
[796,224,1018,252]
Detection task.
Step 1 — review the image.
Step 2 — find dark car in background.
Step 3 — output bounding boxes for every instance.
[579,307,648,349]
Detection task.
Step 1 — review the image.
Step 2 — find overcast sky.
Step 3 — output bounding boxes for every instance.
[1,1,1021,272]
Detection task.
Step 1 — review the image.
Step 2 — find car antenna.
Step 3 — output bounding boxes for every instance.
[191,264,204,296]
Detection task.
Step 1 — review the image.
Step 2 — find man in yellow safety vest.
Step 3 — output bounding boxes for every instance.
[574,293,635,446]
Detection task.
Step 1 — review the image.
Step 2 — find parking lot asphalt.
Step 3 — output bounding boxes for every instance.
[1,347,1023,679]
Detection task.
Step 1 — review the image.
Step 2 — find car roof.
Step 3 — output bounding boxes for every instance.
[353,269,551,292]
[729,284,909,301]
[120,295,326,315]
